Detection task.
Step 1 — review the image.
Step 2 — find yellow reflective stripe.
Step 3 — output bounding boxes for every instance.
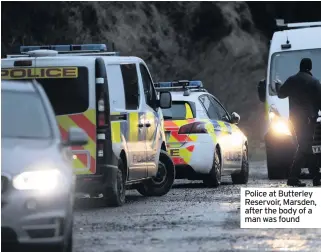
[72,154,86,169]
[185,103,193,119]
[218,121,229,134]
[111,121,121,143]
[83,109,96,125]
[128,112,139,142]
[180,148,192,163]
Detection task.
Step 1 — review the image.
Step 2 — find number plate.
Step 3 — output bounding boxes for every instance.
[312,145,321,154]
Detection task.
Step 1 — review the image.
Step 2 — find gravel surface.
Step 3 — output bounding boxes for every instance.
[73,161,321,252]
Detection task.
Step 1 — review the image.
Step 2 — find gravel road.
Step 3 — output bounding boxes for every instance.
[73,161,321,252]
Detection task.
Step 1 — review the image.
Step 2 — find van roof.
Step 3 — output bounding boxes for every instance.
[2,54,144,65]
[270,26,321,54]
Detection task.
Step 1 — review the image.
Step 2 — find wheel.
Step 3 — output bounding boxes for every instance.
[231,145,249,184]
[266,146,291,180]
[136,150,175,197]
[203,148,221,188]
[104,159,126,207]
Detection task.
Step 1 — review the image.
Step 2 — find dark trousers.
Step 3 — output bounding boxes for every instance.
[289,119,320,180]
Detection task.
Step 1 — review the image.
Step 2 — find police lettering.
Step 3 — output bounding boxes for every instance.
[133,153,156,163]
[170,149,179,157]
[1,67,78,79]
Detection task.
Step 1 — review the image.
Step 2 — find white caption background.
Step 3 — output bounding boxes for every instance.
[240,188,321,228]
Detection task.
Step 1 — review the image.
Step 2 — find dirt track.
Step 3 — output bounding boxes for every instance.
[73,161,321,252]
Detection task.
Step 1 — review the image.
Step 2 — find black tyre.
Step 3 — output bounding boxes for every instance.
[63,227,73,252]
[266,146,291,180]
[136,150,175,197]
[104,159,126,207]
[203,148,221,188]
[231,145,249,184]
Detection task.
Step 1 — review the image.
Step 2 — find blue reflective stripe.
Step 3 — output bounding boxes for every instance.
[224,122,232,134]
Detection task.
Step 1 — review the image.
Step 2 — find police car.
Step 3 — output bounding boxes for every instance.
[257,20,321,179]
[155,80,249,187]
[1,44,175,207]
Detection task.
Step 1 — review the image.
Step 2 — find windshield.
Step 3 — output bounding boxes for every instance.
[162,101,195,120]
[269,48,321,95]
[1,90,52,138]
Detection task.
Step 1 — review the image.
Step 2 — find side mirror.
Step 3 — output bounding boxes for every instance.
[64,127,88,146]
[159,91,172,109]
[230,112,240,124]
[257,79,266,103]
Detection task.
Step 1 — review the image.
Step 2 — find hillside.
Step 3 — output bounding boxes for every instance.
[2,1,321,157]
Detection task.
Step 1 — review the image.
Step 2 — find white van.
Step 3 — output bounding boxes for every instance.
[257,21,321,179]
[1,44,175,207]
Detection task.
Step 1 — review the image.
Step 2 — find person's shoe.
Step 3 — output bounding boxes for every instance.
[313,177,321,186]
[287,179,306,187]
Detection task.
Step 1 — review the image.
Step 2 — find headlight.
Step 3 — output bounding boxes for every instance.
[271,120,292,136]
[269,111,276,121]
[13,169,61,191]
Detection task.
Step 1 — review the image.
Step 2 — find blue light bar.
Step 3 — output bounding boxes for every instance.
[155,80,203,88]
[20,44,108,53]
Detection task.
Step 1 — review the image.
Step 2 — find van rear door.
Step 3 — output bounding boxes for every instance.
[1,57,98,175]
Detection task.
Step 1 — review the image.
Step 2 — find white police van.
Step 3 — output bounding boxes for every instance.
[1,44,175,207]
[257,20,321,179]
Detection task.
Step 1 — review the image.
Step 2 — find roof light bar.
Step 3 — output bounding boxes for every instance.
[20,44,108,53]
[155,80,203,88]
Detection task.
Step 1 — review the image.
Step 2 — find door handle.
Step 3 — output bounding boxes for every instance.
[138,123,144,128]
[145,123,151,128]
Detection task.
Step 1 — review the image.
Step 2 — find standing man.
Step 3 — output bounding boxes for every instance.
[275,58,321,187]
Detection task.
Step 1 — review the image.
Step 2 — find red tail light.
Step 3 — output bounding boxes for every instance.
[98,113,105,126]
[178,121,207,134]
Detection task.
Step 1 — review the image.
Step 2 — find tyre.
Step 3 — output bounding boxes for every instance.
[104,159,126,207]
[136,150,175,197]
[266,146,291,180]
[231,145,249,184]
[203,147,221,188]
[63,227,73,252]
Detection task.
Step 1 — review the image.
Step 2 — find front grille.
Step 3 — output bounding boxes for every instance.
[313,123,321,145]
[1,175,9,194]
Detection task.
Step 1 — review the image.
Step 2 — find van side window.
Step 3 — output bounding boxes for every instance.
[140,64,157,110]
[120,64,139,110]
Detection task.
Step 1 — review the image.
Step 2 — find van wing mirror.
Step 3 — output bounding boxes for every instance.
[158,91,172,109]
[257,79,266,103]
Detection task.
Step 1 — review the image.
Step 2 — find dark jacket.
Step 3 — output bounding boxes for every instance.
[277,71,321,125]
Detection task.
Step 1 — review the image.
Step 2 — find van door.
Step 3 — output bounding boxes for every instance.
[209,96,242,170]
[107,63,147,180]
[139,63,159,177]
[1,58,97,176]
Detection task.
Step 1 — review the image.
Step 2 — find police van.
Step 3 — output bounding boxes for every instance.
[1,44,175,207]
[257,21,321,179]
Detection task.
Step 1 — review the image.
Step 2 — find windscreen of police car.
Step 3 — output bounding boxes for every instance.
[162,101,194,120]
[269,48,321,96]
[2,90,52,138]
